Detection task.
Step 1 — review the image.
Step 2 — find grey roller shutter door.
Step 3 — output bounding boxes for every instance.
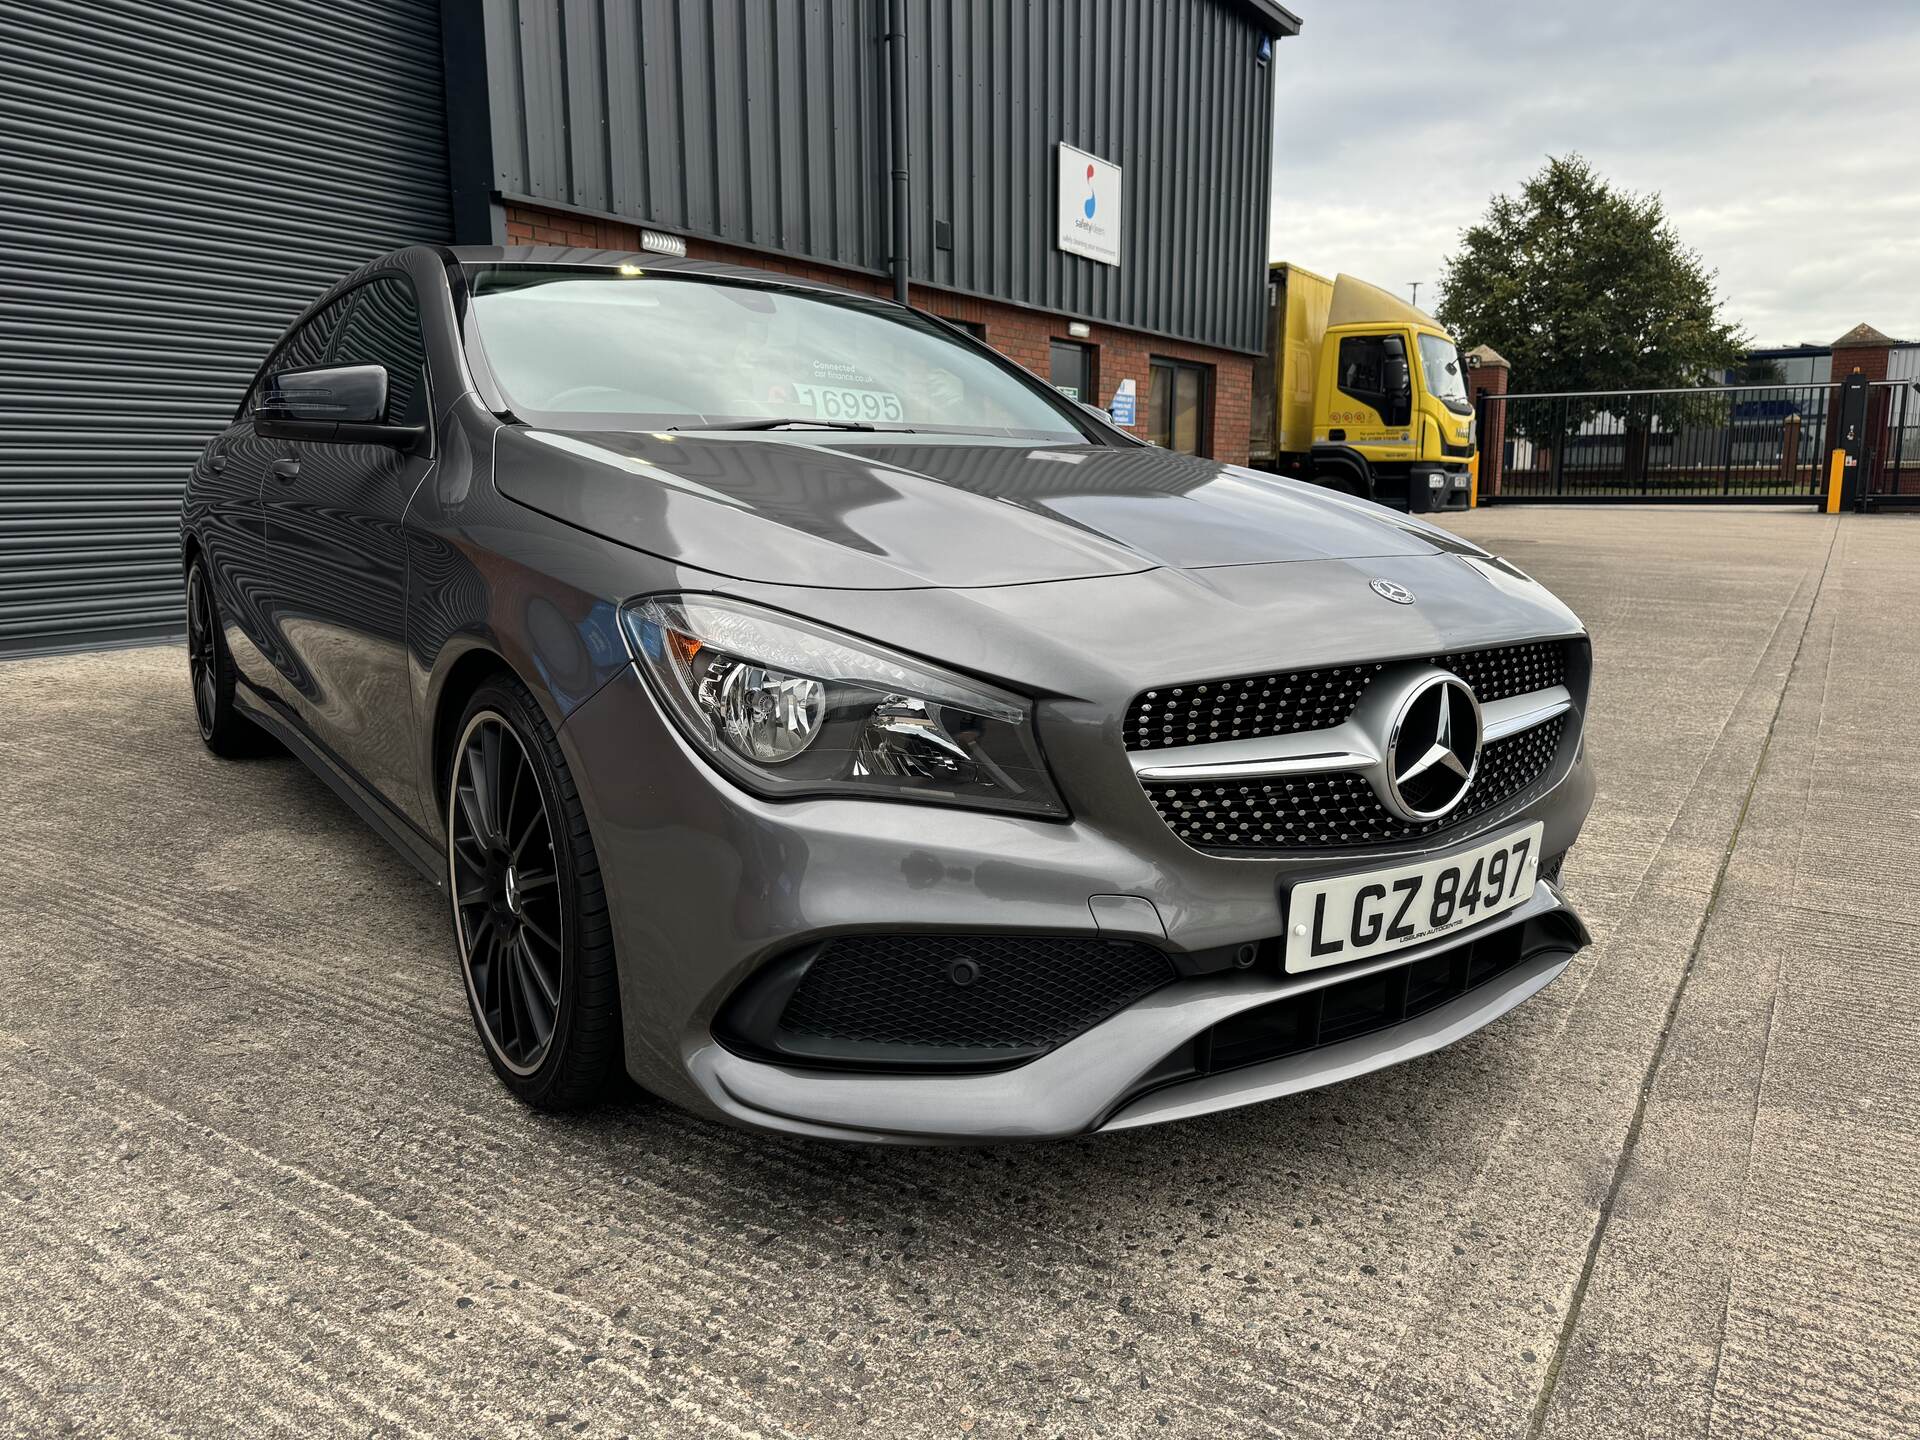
[0,0,450,655]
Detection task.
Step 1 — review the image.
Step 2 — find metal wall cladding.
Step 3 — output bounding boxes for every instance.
[0,0,451,655]
[480,0,1276,354]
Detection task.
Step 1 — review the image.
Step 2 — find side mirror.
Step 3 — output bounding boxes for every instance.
[257,363,423,448]
[1385,355,1412,397]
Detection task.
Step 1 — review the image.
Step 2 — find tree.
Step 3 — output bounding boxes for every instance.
[1437,155,1747,396]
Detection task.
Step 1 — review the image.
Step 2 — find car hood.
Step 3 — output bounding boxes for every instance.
[494,428,1476,590]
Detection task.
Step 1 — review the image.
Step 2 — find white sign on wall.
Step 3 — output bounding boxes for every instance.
[1057,143,1122,268]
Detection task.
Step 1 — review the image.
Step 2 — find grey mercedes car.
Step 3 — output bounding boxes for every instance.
[181,245,1593,1143]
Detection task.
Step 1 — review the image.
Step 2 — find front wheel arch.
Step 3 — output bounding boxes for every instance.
[430,647,519,815]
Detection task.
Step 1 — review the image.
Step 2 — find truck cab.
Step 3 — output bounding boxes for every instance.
[1250,264,1478,512]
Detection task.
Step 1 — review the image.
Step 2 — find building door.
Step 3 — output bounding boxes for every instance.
[1050,340,1097,405]
[0,0,450,655]
[1150,359,1212,456]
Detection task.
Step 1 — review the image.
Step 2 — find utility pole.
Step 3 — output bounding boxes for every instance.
[1408,281,1422,307]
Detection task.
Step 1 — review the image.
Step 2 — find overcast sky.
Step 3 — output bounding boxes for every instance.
[1267,1,1920,348]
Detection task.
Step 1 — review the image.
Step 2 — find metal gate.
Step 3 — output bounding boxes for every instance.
[0,0,451,656]
[1476,382,1842,503]
[1862,380,1920,509]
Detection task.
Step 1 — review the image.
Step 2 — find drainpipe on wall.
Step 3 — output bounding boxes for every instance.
[887,0,910,305]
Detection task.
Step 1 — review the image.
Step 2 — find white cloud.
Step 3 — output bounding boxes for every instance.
[1266,1,1920,348]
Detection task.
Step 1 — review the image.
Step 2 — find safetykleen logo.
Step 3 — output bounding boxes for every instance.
[1057,143,1122,269]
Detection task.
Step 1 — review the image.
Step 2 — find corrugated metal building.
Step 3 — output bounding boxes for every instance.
[463,0,1298,464]
[0,0,1296,655]
[0,0,451,656]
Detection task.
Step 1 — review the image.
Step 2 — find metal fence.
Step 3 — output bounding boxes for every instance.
[1477,383,1840,503]
[1477,380,1920,505]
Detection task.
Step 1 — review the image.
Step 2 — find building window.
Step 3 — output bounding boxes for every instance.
[1049,339,1097,405]
[1149,357,1211,455]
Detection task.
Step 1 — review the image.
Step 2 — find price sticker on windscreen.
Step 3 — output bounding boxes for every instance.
[788,383,905,423]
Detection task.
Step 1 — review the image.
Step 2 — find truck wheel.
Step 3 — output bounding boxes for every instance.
[1317,468,1369,502]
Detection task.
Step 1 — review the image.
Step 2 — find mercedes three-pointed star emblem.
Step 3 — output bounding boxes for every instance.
[1384,673,1482,820]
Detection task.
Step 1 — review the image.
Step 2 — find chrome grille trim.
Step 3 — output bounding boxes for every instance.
[1131,684,1570,784]
[1143,714,1567,852]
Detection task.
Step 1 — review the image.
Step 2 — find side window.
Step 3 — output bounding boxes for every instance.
[246,296,346,414]
[1336,334,1409,424]
[329,277,430,426]
[1338,336,1386,408]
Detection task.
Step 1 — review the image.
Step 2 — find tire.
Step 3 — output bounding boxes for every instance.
[1312,464,1370,502]
[445,675,623,1110]
[185,555,269,758]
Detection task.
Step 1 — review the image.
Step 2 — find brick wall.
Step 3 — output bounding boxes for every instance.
[501,203,1255,465]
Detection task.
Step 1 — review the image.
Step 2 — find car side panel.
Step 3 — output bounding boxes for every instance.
[265,428,435,827]
[403,395,675,846]
[187,420,277,688]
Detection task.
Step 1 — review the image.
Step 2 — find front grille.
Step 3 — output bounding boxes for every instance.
[1124,639,1569,751]
[778,934,1175,1054]
[1144,714,1565,851]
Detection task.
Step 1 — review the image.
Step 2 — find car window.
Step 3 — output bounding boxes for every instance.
[464,268,1085,438]
[330,276,430,426]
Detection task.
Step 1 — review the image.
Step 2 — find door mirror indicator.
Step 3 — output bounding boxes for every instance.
[257,363,423,448]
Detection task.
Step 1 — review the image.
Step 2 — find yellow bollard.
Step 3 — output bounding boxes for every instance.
[1825,451,1846,513]
[1467,453,1480,509]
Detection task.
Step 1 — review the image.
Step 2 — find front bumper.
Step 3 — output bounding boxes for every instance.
[559,663,1596,1143]
[1410,462,1473,514]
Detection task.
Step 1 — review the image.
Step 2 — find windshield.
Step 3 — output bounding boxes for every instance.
[1417,333,1472,414]
[465,267,1086,438]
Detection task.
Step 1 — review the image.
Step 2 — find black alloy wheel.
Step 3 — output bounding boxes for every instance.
[186,564,219,737]
[446,677,622,1107]
[450,711,565,1073]
[184,556,267,758]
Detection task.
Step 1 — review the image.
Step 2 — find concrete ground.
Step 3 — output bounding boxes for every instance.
[1,507,1915,1439]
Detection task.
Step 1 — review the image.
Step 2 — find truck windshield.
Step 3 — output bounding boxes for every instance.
[1417,334,1473,414]
[465,267,1087,438]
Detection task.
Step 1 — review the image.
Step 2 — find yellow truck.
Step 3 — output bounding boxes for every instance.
[1249,262,1478,512]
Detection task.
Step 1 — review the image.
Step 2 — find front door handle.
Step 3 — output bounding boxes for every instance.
[271,457,301,483]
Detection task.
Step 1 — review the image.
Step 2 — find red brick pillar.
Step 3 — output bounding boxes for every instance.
[1829,325,1896,495]
[1830,323,1895,384]
[1466,345,1510,499]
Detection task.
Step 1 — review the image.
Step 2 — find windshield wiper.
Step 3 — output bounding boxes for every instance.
[669,417,881,432]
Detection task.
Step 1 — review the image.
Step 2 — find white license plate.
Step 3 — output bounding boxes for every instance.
[1283,823,1545,975]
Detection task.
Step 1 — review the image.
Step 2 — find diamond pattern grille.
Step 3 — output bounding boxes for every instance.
[1124,640,1570,751]
[779,935,1175,1052]
[1144,715,1567,851]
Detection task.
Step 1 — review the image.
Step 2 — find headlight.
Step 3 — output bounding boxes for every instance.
[620,594,1067,817]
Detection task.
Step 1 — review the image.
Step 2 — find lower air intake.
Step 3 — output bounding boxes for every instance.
[775,934,1175,1059]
